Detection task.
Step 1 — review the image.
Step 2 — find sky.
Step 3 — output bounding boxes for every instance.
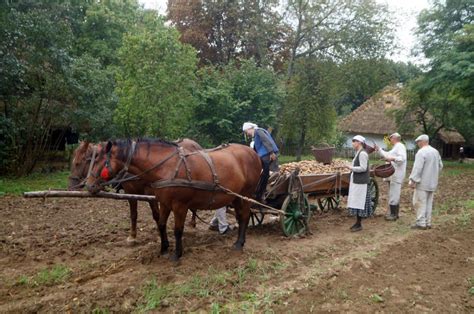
[139,0,431,64]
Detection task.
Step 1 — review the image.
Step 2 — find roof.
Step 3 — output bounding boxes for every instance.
[338,85,465,144]
[338,86,404,135]
[438,129,465,144]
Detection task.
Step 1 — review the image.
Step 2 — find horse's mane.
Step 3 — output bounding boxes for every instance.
[113,138,178,160]
[137,137,178,147]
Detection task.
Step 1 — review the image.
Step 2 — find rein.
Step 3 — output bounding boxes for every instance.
[68,145,98,190]
[103,142,178,187]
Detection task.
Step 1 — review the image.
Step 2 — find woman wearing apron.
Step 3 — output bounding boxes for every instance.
[345,135,373,232]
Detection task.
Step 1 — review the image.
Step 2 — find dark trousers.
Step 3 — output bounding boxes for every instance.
[255,155,271,201]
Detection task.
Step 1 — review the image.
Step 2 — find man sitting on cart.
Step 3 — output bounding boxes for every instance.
[242,122,279,202]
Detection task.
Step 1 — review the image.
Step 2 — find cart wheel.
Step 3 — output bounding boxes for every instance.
[317,196,340,212]
[280,195,311,237]
[250,211,265,226]
[369,178,379,213]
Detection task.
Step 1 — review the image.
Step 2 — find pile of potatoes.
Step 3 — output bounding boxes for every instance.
[280,159,350,175]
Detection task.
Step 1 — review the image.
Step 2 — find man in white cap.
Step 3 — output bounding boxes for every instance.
[408,134,443,230]
[375,132,407,221]
[242,122,279,201]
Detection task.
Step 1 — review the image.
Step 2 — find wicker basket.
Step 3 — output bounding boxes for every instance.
[365,143,375,154]
[311,146,335,164]
[373,164,395,178]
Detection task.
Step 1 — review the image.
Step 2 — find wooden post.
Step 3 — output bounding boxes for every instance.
[23,190,156,202]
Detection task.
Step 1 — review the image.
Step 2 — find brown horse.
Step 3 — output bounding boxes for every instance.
[69,138,202,243]
[86,139,261,261]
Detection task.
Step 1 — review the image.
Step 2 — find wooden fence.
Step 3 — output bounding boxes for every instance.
[279,144,416,161]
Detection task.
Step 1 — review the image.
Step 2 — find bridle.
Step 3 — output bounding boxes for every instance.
[68,145,98,190]
[93,141,181,187]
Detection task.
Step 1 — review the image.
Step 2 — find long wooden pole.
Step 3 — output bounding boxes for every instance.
[23,190,156,202]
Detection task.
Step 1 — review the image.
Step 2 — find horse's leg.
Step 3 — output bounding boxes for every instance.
[148,200,160,231]
[232,198,251,251]
[158,204,172,256]
[127,200,138,243]
[188,209,197,228]
[171,206,188,261]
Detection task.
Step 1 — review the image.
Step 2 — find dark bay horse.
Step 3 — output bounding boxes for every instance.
[86,139,262,261]
[69,138,202,243]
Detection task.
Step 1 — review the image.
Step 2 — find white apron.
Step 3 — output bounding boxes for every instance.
[347,174,368,210]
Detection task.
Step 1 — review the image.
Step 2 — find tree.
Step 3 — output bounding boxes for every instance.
[398,0,474,142]
[279,58,337,160]
[0,1,122,175]
[114,13,198,139]
[74,0,142,66]
[167,0,289,69]
[334,58,420,115]
[193,59,283,146]
[284,0,395,79]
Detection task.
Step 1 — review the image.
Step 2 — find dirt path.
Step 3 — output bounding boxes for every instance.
[0,165,473,312]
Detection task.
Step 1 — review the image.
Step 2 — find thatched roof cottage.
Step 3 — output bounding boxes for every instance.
[338,85,465,158]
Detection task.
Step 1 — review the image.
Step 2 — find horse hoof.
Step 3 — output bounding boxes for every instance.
[232,243,244,251]
[126,236,137,245]
[169,254,181,263]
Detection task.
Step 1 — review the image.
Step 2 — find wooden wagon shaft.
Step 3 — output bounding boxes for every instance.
[23,190,156,201]
[251,207,284,215]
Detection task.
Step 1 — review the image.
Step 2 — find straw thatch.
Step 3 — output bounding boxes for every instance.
[438,129,465,144]
[338,85,465,144]
[338,85,404,135]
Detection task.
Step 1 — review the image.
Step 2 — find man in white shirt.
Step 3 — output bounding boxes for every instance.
[375,132,407,221]
[409,134,443,230]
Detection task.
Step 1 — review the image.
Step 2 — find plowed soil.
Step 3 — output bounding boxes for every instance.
[1,165,473,313]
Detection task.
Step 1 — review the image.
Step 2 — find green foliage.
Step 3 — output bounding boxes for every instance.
[0,1,121,175]
[399,0,474,142]
[285,0,396,78]
[75,0,142,66]
[114,14,198,139]
[335,58,420,114]
[194,59,282,146]
[279,58,337,160]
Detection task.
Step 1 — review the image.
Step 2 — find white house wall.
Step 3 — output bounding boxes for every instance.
[344,133,416,150]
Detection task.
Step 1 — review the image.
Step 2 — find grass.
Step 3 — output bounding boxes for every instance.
[135,257,287,312]
[138,278,172,312]
[369,293,384,303]
[468,277,474,295]
[0,171,69,195]
[17,264,72,287]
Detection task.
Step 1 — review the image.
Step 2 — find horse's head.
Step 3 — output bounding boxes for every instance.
[85,140,127,194]
[68,141,93,190]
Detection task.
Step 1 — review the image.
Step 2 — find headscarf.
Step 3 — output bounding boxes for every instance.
[242,122,258,131]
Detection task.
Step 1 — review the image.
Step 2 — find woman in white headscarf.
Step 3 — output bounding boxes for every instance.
[345,135,373,232]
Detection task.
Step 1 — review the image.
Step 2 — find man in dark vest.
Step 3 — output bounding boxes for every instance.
[242,122,279,202]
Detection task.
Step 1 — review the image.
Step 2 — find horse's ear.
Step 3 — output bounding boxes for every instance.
[105,141,113,153]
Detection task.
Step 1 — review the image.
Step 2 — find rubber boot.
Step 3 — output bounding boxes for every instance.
[394,204,399,219]
[385,205,397,221]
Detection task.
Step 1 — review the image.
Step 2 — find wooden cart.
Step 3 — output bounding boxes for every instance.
[250,169,379,237]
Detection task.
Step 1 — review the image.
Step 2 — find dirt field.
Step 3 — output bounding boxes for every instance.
[1,164,473,313]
